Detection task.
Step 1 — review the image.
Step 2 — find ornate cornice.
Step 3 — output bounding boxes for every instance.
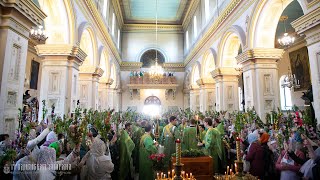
[196,78,215,87]
[182,0,199,30]
[94,67,104,77]
[0,0,46,26]
[291,7,320,46]
[291,7,320,34]
[36,44,87,62]
[82,0,122,64]
[236,48,284,64]
[211,67,240,79]
[307,0,320,9]
[111,0,124,28]
[120,61,142,71]
[122,24,183,33]
[163,63,185,72]
[127,84,179,90]
[184,0,244,66]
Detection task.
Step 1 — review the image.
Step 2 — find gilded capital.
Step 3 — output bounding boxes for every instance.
[236,48,284,65]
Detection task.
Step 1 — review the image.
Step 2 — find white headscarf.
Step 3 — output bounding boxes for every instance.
[87,137,114,179]
[46,131,57,141]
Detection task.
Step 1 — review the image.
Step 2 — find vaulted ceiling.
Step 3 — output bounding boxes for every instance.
[120,0,191,24]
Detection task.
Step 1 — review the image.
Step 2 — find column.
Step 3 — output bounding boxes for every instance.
[36,44,86,120]
[211,68,240,112]
[0,0,45,136]
[183,89,190,109]
[79,67,103,110]
[189,89,200,111]
[292,7,320,125]
[197,78,215,113]
[98,77,110,110]
[236,48,283,121]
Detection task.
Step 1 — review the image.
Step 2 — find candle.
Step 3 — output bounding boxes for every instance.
[227,166,229,176]
[236,137,241,161]
[235,163,237,173]
[168,172,170,178]
[157,172,159,180]
[186,173,188,179]
[175,139,181,165]
[172,169,175,177]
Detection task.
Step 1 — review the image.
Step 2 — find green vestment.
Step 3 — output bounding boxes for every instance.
[132,125,145,172]
[139,133,157,180]
[119,130,135,180]
[160,123,177,169]
[182,126,197,151]
[204,127,223,173]
[200,130,207,143]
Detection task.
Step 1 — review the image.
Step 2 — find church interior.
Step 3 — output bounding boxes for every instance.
[0,0,320,179]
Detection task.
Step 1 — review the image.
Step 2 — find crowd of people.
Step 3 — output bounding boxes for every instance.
[0,111,320,180]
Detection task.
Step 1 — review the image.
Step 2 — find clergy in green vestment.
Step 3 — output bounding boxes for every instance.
[199,124,207,143]
[119,123,135,180]
[176,118,187,140]
[139,124,158,180]
[131,122,145,173]
[160,116,178,169]
[182,119,198,151]
[198,117,223,174]
[214,119,227,170]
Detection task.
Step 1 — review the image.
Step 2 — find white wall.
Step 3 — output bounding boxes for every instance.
[121,32,184,63]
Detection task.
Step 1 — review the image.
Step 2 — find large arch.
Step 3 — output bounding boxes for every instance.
[248,0,306,48]
[191,62,201,89]
[79,26,98,67]
[110,63,117,89]
[38,0,74,44]
[218,28,243,67]
[201,48,217,79]
[99,47,110,79]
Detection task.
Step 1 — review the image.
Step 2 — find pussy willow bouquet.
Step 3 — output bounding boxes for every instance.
[149,153,166,171]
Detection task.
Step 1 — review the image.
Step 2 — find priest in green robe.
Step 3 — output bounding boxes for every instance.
[131,122,145,173]
[176,118,187,140]
[182,119,197,151]
[119,123,135,180]
[198,117,223,174]
[139,124,158,180]
[160,116,178,169]
[199,124,206,143]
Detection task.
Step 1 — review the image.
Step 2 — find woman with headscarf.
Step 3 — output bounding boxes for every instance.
[276,136,305,180]
[13,146,56,180]
[79,137,114,180]
[245,131,265,178]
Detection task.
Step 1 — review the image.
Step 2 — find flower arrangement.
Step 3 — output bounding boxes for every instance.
[149,153,166,171]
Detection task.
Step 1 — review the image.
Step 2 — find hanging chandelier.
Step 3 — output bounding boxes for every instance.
[149,0,164,80]
[277,1,295,47]
[30,25,48,42]
[281,66,300,89]
[278,15,295,47]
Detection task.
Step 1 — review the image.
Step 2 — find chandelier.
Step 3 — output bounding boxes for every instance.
[30,25,48,42]
[281,66,300,89]
[277,1,295,47]
[149,0,164,80]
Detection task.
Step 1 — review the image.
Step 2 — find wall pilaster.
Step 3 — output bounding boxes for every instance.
[197,78,215,113]
[0,0,46,136]
[292,7,320,125]
[211,68,240,112]
[236,48,284,121]
[36,44,86,119]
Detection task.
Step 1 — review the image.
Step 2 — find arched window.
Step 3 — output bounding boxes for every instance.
[112,13,115,36]
[186,31,189,50]
[205,0,210,22]
[140,49,165,67]
[143,96,161,116]
[117,29,120,49]
[103,0,108,19]
[280,75,292,110]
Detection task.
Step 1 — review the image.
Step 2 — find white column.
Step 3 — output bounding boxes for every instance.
[98,79,109,110]
[183,89,190,109]
[189,89,200,111]
[236,49,283,122]
[36,44,86,119]
[197,78,215,113]
[79,67,103,110]
[212,68,240,112]
[0,0,45,137]
[292,8,320,125]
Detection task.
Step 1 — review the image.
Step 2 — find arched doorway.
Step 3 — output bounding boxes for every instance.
[142,96,161,117]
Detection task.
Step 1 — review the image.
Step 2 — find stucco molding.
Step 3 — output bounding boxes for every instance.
[236,48,284,65]
[127,84,179,90]
[182,0,200,30]
[291,7,320,35]
[0,0,46,26]
[211,67,240,79]
[122,24,183,32]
